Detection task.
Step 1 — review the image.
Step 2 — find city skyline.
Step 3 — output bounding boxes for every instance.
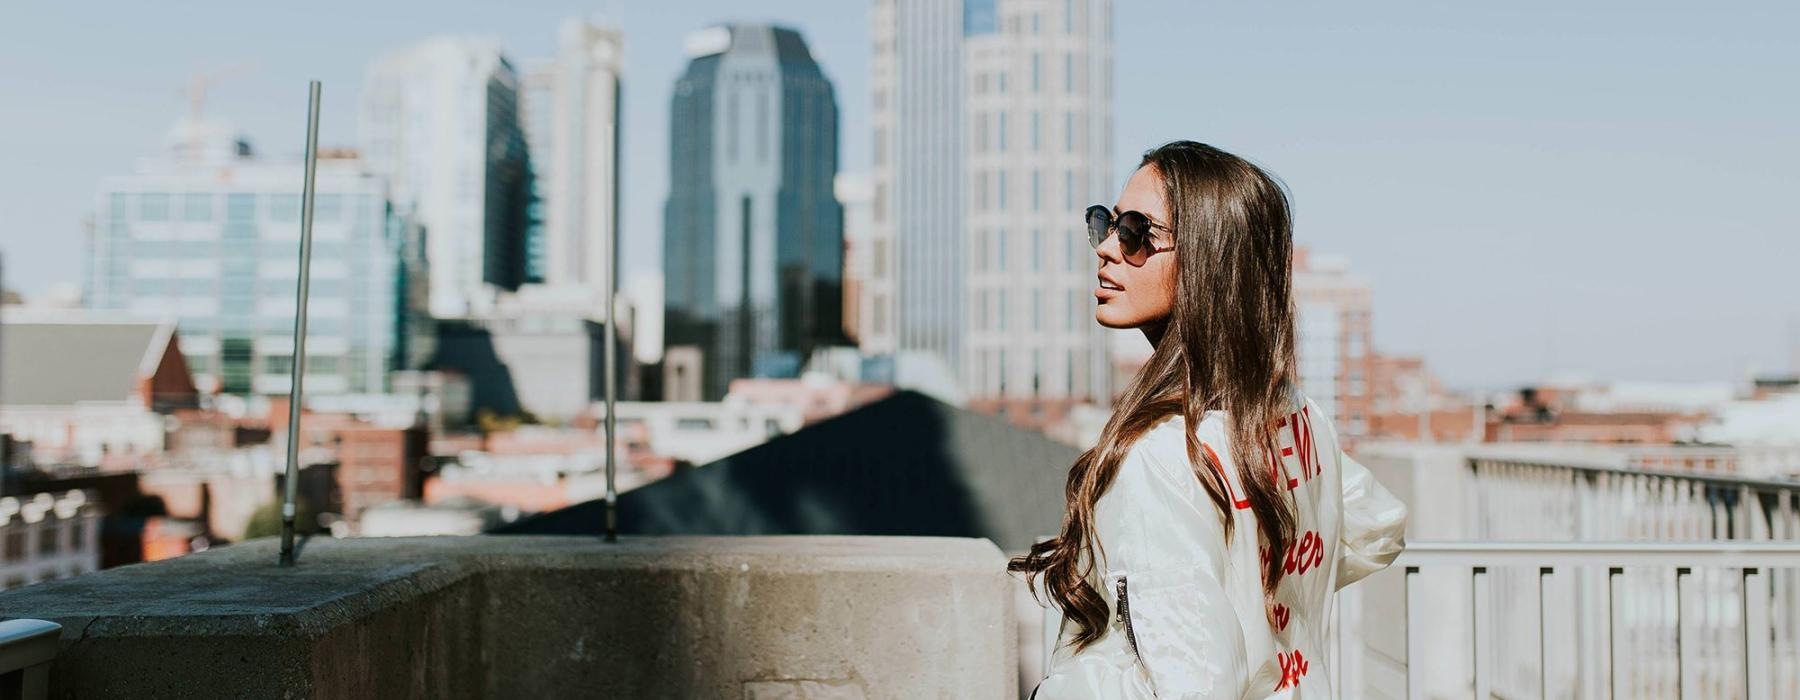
[1,0,1796,390]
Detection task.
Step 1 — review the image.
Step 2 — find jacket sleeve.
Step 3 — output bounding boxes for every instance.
[1336,450,1408,588]
[1036,436,1251,699]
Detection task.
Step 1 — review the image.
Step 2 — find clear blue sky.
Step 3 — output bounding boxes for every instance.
[2,0,1795,389]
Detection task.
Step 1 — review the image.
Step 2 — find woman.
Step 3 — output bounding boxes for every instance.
[1012,141,1408,698]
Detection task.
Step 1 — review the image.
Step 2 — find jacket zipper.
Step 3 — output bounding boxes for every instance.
[1115,575,1140,658]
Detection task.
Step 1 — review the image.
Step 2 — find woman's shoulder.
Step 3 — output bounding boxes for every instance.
[1119,411,1229,475]
[1129,411,1229,451]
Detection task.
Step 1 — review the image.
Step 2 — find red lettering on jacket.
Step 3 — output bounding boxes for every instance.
[1275,650,1310,690]
[1199,442,1252,511]
[1282,531,1325,577]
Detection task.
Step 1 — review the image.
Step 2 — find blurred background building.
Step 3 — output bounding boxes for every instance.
[359,36,530,318]
[85,123,424,396]
[663,24,845,401]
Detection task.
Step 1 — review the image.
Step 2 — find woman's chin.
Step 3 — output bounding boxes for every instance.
[1094,306,1139,329]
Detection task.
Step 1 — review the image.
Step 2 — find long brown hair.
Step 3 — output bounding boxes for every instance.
[1009,141,1299,651]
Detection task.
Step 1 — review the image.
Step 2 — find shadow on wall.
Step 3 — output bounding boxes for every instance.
[428,320,521,417]
[493,391,1079,553]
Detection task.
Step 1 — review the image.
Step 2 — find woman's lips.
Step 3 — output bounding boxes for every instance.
[1096,275,1124,301]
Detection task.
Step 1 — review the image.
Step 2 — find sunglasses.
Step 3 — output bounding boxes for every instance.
[1086,205,1175,266]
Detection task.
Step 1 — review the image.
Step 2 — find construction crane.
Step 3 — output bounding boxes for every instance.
[177,62,256,158]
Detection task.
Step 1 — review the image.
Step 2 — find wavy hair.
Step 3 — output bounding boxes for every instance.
[1009,141,1299,651]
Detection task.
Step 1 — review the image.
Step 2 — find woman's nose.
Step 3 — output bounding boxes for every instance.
[1094,226,1123,264]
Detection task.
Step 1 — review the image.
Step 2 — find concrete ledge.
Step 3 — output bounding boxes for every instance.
[0,535,1018,699]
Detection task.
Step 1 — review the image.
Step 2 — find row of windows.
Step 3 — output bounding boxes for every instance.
[970,51,1087,97]
[111,192,376,225]
[186,352,352,377]
[972,167,1088,214]
[970,287,1091,333]
[973,110,1084,154]
[993,0,1087,37]
[974,346,1090,398]
[971,227,1089,274]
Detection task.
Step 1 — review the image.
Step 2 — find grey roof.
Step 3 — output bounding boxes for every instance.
[494,391,1080,553]
[0,319,170,407]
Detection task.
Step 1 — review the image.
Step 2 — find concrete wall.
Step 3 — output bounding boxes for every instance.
[0,535,1017,699]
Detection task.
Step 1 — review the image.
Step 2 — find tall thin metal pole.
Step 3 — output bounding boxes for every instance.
[602,115,619,543]
[279,81,322,567]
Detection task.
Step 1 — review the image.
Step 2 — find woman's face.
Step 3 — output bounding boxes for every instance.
[1094,166,1177,329]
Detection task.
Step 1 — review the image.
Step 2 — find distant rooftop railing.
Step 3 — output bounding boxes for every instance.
[1367,541,1800,700]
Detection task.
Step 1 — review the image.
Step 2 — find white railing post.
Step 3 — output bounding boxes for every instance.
[1405,565,1421,700]
[1676,566,1698,698]
[1538,566,1553,700]
[0,618,60,700]
[1472,566,1492,699]
[1744,567,1771,700]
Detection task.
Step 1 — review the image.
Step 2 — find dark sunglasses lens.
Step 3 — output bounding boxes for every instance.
[1116,211,1149,263]
[1085,206,1111,249]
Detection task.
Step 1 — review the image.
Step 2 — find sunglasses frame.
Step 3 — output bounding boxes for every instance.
[1086,204,1175,266]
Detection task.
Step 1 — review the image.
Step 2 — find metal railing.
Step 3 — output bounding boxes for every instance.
[0,619,60,700]
[1338,541,1800,700]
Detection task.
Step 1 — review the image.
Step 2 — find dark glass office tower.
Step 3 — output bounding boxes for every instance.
[664,24,844,401]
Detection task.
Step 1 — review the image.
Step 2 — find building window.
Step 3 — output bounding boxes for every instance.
[997,227,1007,271]
[1032,12,1041,34]
[973,114,986,152]
[311,355,342,374]
[1065,0,1075,32]
[1066,227,1078,272]
[999,348,1008,395]
[1031,349,1042,395]
[999,290,1010,332]
[181,194,212,222]
[1065,53,1075,93]
[1031,170,1042,211]
[139,193,171,221]
[998,70,1007,93]
[314,194,343,222]
[1031,53,1042,92]
[1064,169,1076,211]
[1031,111,1041,151]
[997,110,1007,151]
[1031,229,1042,272]
[264,354,294,375]
[227,193,256,221]
[1058,347,1072,395]
[270,194,300,222]
[998,171,1008,210]
[1031,294,1041,331]
[1065,111,1077,152]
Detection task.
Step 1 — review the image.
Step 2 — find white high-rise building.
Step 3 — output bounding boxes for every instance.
[872,0,1114,419]
[359,36,530,319]
[521,19,623,307]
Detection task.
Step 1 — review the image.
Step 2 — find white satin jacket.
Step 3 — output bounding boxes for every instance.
[1034,391,1407,699]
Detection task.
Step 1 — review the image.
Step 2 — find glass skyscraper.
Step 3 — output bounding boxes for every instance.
[664,25,845,400]
[87,117,426,396]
